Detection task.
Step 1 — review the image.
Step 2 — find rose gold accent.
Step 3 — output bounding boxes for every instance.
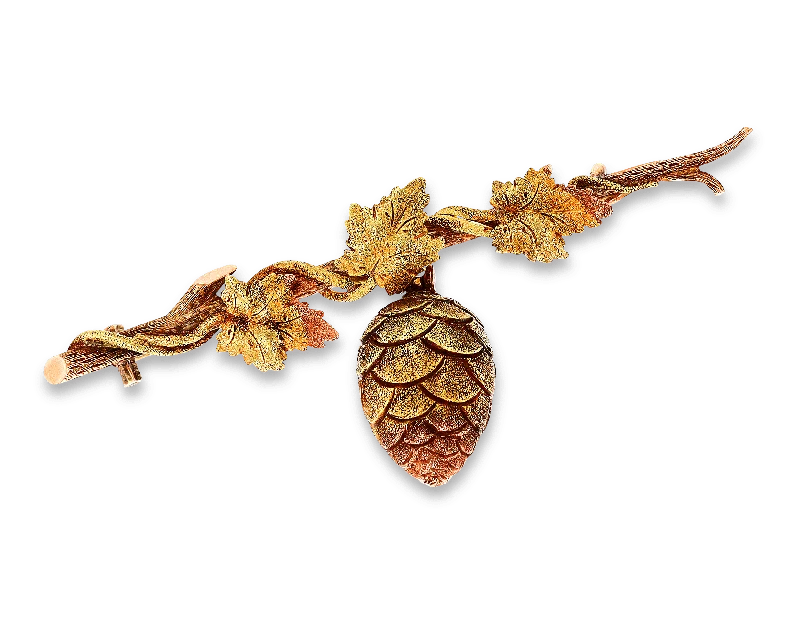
[194,264,237,285]
[589,162,608,178]
[43,356,67,385]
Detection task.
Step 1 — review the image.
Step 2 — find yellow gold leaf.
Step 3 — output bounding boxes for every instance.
[490,217,568,262]
[215,323,237,351]
[487,218,528,256]
[242,325,285,371]
[489,168,598,262]
[216,319,286,371]
[333,178,444,295]
[220,276,252,316]
[217,273,336,371]
[275,312,308,352]
[336,244,374,276]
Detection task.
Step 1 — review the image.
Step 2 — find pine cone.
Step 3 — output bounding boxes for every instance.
[357,292,495,486]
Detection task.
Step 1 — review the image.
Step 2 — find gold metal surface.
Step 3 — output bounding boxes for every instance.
[358,286,495,486]
[44,126,753,488]
[216,273,338,371]
[334,178,444,295]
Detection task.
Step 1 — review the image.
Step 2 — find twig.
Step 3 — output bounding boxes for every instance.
[44,265,236,385]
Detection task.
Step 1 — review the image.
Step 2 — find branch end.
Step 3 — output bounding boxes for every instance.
[194,264,237,286]
[44,356,67,385]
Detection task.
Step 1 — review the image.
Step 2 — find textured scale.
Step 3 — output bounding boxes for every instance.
[358,292,495,486]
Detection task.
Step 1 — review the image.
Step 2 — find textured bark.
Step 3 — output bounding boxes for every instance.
[606,127,752,189]
[44,265,236,385]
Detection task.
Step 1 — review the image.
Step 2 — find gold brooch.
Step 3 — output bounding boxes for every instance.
[44,128,751,486]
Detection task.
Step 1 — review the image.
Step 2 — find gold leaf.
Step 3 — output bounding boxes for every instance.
[484,167,599,262]
[216,274,337,371]
[490,216,569,262]
[217,320,285,371]
[333,178,444,295]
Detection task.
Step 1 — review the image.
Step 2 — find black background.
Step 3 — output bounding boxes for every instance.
[32,116,759,531]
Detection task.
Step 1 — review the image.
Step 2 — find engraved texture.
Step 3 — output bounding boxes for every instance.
[485,166,599,262]
[216,273,338,371]
[333,178,445,295]
[358,292,495,486]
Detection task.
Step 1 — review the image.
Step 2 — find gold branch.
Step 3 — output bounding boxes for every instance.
[568,127,752,203]
[426,207,495,247]
[253,260,354,290]
[44,128,752,386]
[44,265,236,386]
[319,276,376,302]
